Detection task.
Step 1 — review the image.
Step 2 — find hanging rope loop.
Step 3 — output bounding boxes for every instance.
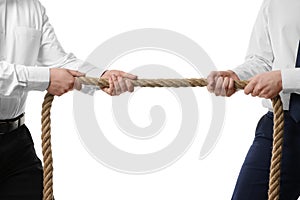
[41,77,283,200]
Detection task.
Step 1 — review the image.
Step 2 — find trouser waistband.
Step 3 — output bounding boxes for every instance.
[0,113,25,135]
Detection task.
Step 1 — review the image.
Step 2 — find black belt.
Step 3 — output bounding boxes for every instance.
[0,113,25,135]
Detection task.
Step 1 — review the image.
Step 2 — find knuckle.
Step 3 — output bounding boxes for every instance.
[216,71,222,76]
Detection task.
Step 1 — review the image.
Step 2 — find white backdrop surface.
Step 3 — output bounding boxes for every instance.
[25,0,269,199]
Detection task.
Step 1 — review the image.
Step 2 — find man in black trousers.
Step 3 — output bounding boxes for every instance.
[0,0,137,199]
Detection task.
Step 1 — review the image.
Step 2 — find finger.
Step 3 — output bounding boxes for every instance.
[221,77,229,96]
[207,81,215,93]
[252,86,262,97]
[214,77,224,96]
[207,71,217,93]
[244,81,255,95]
[109,77,115,96]
[102,88,109,95]
[103,77,114,96]
[68,70,85,77]
[126,79,134,92]
[118,76,127,93]
[227,78,235,97]
[259,88,273,99]
[122,72,138,80]
[258,90,269,99]
[111,71,137,79]
[113,75,121,95]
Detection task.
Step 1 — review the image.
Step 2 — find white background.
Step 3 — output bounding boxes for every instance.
[25,0,269,199]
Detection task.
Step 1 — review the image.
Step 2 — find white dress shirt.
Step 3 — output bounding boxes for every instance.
[233,0,300,111]
[0,0,103,119]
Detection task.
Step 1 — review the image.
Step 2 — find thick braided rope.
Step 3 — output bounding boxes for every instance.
[76,77,248,89]
[268,97,284,200]
[42,93,54,200]
[41,77,283,200]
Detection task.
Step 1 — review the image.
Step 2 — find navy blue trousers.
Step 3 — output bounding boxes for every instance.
[232,112,300,200]
[0,125,43,200]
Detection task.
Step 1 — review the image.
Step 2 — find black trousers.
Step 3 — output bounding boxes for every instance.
[232,112,300,200]
[0,125,43,200]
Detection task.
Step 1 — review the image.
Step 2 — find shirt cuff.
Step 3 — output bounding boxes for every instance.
[281,68,300,93]
[26,67,50,91]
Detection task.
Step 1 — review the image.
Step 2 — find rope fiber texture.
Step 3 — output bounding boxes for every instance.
[41,77,283,200]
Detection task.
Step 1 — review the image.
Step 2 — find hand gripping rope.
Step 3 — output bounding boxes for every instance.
[41,77,284,200]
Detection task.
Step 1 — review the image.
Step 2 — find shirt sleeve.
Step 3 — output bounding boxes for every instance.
[36,2,105,93]
[0,61,49,96]
[232,0,274,80]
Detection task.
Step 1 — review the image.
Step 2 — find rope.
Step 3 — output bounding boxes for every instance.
[76,77,249,89]
[42,93,54,200]
[41,77,283,200]
[268,97,284,200]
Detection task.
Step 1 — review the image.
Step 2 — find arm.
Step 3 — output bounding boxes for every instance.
[0,61,49,96]
[207,0,275,97]
[37,11,103,76]
[232,0,273,80]
[36,3,103,79]
[37,2,137,96]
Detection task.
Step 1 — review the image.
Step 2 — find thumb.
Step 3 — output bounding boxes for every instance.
[68,70,85,77]
[122,72,138,80]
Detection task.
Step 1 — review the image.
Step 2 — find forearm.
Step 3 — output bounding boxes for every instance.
[0,61,49,96]
[232,55,272,80]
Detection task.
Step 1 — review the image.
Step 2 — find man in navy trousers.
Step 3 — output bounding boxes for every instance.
[207,0,300,199]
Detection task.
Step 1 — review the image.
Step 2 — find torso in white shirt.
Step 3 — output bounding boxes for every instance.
[0,0,99,119]
[234,0,300,111]
[0,0,44,119]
